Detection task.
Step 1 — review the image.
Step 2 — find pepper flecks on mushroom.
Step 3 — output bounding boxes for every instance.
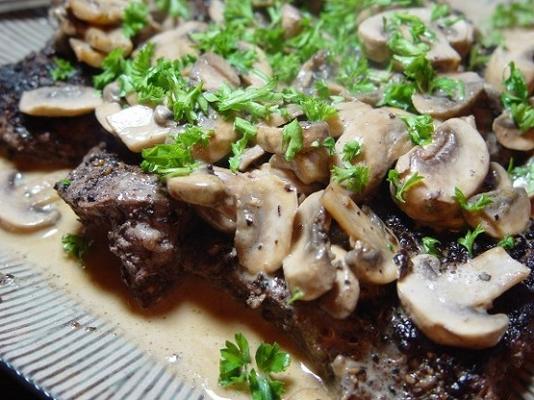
[392,118,490,229]
[398,247,530,349]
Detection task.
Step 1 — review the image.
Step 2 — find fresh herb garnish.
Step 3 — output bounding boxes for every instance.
[500,62,534,132]
[51,58,76,81]
[219,333,291,400]
[342,140,363,163]
[58,178,72,188]
[379,82,416,111]
[458,224,485,257]
[282,120,304,161]
[388,170,424,203]
[422,236,440,256]
[93,48,126,90]
[229,118,257,172]
[400,114,434,145]
[509,158,534,195]
[332,164,369,193]
[155,0,189,18]
[491,0,534,29]
[430,76,465,100]
[122,0,149,38]
[498,235,517,250]
[454,187,493,212]
[288,287,304,305]
[62,233,91,263]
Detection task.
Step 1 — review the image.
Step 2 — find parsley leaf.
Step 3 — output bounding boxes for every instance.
[379,82,416,111]
[388,170,424,203]
[93,48,126,90]
[458,224,485,257]
[454,187,493,212]
[431,4,450,21]
[332,164,369,193]
[229,118,257,172]
[122,0,149,39]
[282,120,304,161]
[298,96,338,122]
[287,287,304,305]
[255,342,291,374]
[498,235,516,250]
[400,55,434,92]
[500,62,534,132]
[219,333,251,387]
[155,0,189,18]
[51,58,76,81]
[431,76,465,100]
[422,236,440,256]
[62,233,91,263]
[510,102,534,132]
[509,158,534,195]
[342,140,363,163]
[492,0,534,29]
[401,114,434,145]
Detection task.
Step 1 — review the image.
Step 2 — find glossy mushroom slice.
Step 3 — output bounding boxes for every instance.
[412,72,484,119]
[235,171,298,274]
[270,149,331,185]
[322,185,400,285]
[84,26,133,55]
[493,110,534,151]
[149,21,207,60]
[69,0,128,25]
[320,245,360,319]
[106,105,171,152]
[281,3,303,38]
[19,85,103,117]
[393,118,490,230]
[0,170,62,233]
[283,191,336,301]
[398,248,530,349]
[69,38,106,68]
[190,52,240,91]
[438,17,475,57]
[193,115,238,163]
[256,120,330,155]
[463,163,530,238]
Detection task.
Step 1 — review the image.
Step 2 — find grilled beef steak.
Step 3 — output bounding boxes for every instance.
[0,46,106,166]
[57,147,534,399]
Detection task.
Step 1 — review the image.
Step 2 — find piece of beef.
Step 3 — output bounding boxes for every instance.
[0,46,107,166]
[55,146,190,306]
[57,147,534,399]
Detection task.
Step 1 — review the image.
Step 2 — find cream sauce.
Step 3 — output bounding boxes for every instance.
[0,158,332,400]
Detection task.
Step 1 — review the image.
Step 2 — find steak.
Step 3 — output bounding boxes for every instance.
[0,46,107,166]
[55,146,190,306]
[56,147,534,400]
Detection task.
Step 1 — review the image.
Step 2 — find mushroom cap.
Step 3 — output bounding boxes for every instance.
[235,171,298,274]
[19,85,103,117]
[412,72,485,119]
[84,26,133,55]
[193,115,238,163]
[439,17,475,57]
[283,191,336,301]
[398,247,530,348]
[95,101,122,134]
[69,38,106,68]
[167,173,227,207]
[394,118,490,229]
[493,111,534,151]
[69,0,128,25]
[190,52,240,92]
[149,21,207,61]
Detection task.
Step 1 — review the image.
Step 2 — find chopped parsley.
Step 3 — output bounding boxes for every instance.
[509,158,534,195]
[288,287,304,305]
[491,0,534,29]
[229,118,257,172]
[342,140,363,163]
[498,235,517,250]
[122,0,149,38]
[458,225,485,257]
[62,233,91,263]
[282,120,304,161]
[430,76,465,100]
[332,164,369,193]
[219,333,291,400]
[388,170,424,203]
[93,48,126,90]
[501,62,534,132]
[454,187,493,212]
[312,136,336,156]
[155,0,189,18]
[400,114,434,145]
[51,58,76,81]
[379,82,416,111]
[58,178,72,188]
[422,236,440,256]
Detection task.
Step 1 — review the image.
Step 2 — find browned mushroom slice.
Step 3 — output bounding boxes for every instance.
[393,118,490,229]
[398,248,530,349]
[260,164,323,197]
[320,245,360,319]
[238,145,266,172]
[485,30,534,94]
[256,121,330,155]
[463,163,530,238]
[84,26,133,55]
[235,171,298,274]
[190,52,240,91]
[281,3,302,38]
[149,21,207,60]
[208,0,224,23]
[270,149,331,185]
[493,111,534,151]
[95,101,122,133]
[283,191,336,301]
[412,72,484,119]
[69,38,106,68]
[322,185,400,285]
[69,0,128,25]
[19,85,102,117]
[437,18,475,57]
[193,115,238,163]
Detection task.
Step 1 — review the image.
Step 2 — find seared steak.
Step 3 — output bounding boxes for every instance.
[0,46,106,166]
[55,146,190,306]
[56,147,534,399]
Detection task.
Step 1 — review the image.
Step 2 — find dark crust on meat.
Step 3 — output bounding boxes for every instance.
[0,45,107,166]
[55,146,190,306]
[57,148,533,399]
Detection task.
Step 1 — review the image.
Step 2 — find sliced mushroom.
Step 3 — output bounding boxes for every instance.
[333,102,413,199]
[463,163,530,238]
[235,171,298,274]
[270,149,330,185]
[190,52,240,92]
[281,3,302,38]
[84,26,133,55]
[106,105,170,152]
[95,101,122,133]
[260,163,323,196]
[19,85,102,117]
[393,118,490,229]
[437,17,475,57]
[193,114,238,163]
[320,245,360,319]
[69,38,106,68]
[485,30,534,94]
[398,248,530,349]
[493,110,534,151]
[69,0,128,25]
[208,0,224,23]
[322,185,400,284]
[238,145,266,172]
[283,191,335,301]
[0,170,61,233]
[412,72,485,119]
[511,156,534,199]
[240,43,273,87]
[149,21,207,60]
[256,120,330,155]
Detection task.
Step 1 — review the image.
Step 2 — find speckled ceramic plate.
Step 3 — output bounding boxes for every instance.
[0,6,532,400]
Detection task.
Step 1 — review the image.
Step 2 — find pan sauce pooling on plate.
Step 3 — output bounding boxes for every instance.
[1,0,534,399]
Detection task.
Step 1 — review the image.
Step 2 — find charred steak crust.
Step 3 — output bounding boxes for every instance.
[57,148,534,399]
[56,147,190,306]
[0,46,106,166]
